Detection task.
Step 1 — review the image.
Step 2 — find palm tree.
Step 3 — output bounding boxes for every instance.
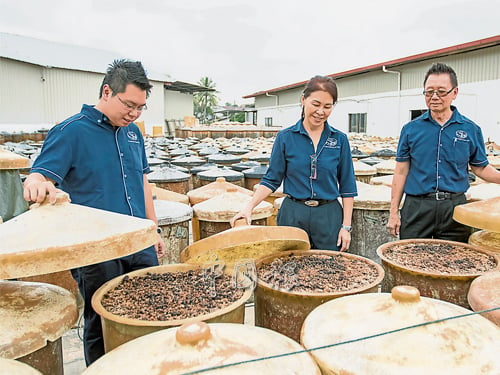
[194,77,218,125]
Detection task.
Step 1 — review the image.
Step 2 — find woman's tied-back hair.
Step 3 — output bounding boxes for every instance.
[301,75,338,118]
[423,63,458,88]
[99,59,153,98]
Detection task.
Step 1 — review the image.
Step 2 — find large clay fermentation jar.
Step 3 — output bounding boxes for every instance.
[92,264,253,352]
[352,159,377,183]
[0,148,29,221]
[0,281,78,375]
[301,285,500,375]
[82,321,320,374]
[351,182,395,263]
[197,166,245,187]
[467,271,500,326]
[192,188,273,239]
[254,250,384,342]
[0,358,42,374]
[377,239,499,309]
[153,200,192,264]
[147,166,191,195]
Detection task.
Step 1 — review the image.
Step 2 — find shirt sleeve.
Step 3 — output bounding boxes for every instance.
[260,131,286,191]
[469,125,489,167]
[396,124,410,162]
[337,135,358,197]
[30,124,74,185]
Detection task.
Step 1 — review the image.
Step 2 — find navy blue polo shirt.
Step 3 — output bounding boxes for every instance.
[260,119,357,200]
[31,104,150,218]
[396,106,489,195]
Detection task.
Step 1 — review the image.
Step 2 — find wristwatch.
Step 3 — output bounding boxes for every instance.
[341,225,352,232]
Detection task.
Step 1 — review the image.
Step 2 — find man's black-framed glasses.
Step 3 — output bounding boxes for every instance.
[116,94,148,112]
[310,154,317,180]
[422,87,455,98]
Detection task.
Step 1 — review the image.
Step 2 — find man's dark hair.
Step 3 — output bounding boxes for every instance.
[423,63,458,88]
[99,59,153,98]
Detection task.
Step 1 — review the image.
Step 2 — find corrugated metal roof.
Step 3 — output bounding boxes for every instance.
[243,35,500,98]
[0,32,171,82]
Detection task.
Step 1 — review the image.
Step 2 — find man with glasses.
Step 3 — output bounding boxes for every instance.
[23,59,165,365]
[387,62,500,242]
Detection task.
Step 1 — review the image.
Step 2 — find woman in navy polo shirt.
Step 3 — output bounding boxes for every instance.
[231,76,357,251]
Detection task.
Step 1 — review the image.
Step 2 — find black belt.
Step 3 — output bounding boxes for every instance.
[409,192,464,201]
[288,196,335,207]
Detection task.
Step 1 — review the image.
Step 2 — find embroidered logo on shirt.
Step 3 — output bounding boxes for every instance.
[455,130,468,139]
[127,131,138,141]
[324,137,338,148]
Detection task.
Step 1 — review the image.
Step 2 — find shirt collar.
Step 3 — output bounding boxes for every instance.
[422,105,465,126]
[291,119,337,136]
[81,104,114,130]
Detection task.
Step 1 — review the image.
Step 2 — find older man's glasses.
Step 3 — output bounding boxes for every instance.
[116,95,147,112]
[422,87,455,98]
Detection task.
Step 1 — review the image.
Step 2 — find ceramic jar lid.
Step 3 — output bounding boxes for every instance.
[0,193,157,279]
[0,280,78,359]
[353,160,377,176]
[354,182,392,209]
[192,189,273,222]
[465,183,500,202]
[0,148,30,170]
[301,285,500,375]
[187,177,253,205]
[149,183,189,205]
[197,166,244,182]
[154,200,192,225]
[82,322,320,374]
[374,158,396,174]
[453,196,500,232]
[180,220,310,267]
[147,166,191,183]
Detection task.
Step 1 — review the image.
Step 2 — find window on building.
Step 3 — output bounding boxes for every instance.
[348,113,367,133]
[410,109,427,120]
[264,117,273,127]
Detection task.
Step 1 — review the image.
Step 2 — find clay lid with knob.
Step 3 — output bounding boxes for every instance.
[0,148,30,170]
[192,188,273,222]
[0,280,78,359]
[301,285,500,375]
[0,192,158,279]
[467,271,500,326]
[187,177,253,205]
[453,196,500,232]
[82,321,320,374]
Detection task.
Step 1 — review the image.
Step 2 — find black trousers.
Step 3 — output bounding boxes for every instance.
[277,197,343,250]
[71,246,158,366]
[400,194,470,242]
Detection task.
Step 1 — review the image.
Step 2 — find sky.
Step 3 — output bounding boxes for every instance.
[1,0,499,105]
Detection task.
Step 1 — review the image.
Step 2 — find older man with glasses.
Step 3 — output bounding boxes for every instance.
[387,62,500,242]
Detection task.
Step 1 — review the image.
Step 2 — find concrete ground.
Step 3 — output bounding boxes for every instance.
[62,303,256,374]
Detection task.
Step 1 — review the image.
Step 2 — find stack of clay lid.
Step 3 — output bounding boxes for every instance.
[352,159,377,183]
[453,196,500,233]
[197,166,244,187]
[187,177,253,206]
[374,158,397,175]
[181,219,309,267]
[82,321,320,374]
[149,183,189,205]
[0,359,41,374]
[301,285,500,374]
[0,193,157,279]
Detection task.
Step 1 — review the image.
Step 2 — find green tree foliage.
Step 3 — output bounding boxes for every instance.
[194,77,218,125]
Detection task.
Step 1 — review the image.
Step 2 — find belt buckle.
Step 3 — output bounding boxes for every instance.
[435,192,446,200]
[304,200,319,207]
